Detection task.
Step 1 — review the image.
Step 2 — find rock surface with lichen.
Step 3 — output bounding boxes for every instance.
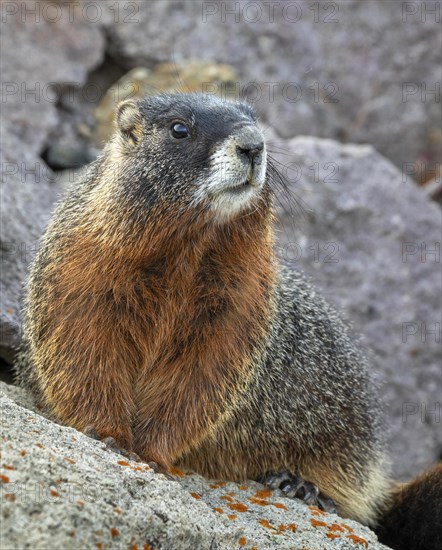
[0,382,390,549]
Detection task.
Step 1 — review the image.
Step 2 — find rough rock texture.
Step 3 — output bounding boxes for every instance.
[0,382,390,550]
[0,5,105,359]
[271,136,442,480]
[0,147,61,363]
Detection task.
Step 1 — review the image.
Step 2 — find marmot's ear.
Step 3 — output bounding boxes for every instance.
[116,100,143,148]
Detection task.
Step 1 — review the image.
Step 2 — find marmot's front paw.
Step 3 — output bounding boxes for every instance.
[83,425,141,462]
[259,470,337,513]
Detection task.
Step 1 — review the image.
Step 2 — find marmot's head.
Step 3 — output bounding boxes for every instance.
[112,93,267,222]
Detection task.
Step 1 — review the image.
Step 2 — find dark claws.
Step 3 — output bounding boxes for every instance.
[83,425,100,440]
[317,494,338,514]
[83,426,142,463]
[101,436,142,463]
[259,470,337,513]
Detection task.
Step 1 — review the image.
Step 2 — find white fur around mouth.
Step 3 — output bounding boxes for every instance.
[224,179,253,194]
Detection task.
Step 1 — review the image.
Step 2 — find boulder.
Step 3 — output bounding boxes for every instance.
[0,4,106,360]
[0,382,389,549]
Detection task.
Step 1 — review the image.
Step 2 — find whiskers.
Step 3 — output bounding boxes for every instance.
[265,148,311,237]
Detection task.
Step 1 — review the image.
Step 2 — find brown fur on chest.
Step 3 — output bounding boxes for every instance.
[32,199,275,464]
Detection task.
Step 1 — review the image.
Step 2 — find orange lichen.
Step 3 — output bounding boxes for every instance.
[311,518,327,528]
[110,528,119,538]
[169,467,185,477]
[213,507,224,514]
[4,494,16,501]
[220,495,234,502]
[258,519,278,532]
[35,442,44,448]
[346,534,368,548]
[238,537,247,546]
[0,475,10,483]
[95,544,103,550]
[227,514,237,520]
[64,457,76,464]
[309,505,325,515]
[248,496,269,506]
[327,533,341,540]
[130,544,138,550]
[273,502,288,511]
[342,523,354,533]
[190,492,201,500]
[2,465,15,470]
[117,460,130,466]
[255,488,272,499]
[227,502,248,512]
[114,508,122,515]
[143,544,152,550]
[239,485,247,490]
[20,450,27,457]
[76,501,85,507]
[209,481,226,488]
[50,489,60,497]
[328,523,345,532]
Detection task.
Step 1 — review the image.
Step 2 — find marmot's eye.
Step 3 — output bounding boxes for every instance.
[170,122,189,139]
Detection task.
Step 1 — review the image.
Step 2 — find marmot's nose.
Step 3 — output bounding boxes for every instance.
[236,141,264,164]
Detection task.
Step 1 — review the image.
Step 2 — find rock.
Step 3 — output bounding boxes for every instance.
[44,144,98,170]
[0,148,62,363]
[94,0,441,179]
[0,382,389,550]
[93,61,237,144]
[0,3,105,361]
[1,3,105,157]
[271,136,442,480]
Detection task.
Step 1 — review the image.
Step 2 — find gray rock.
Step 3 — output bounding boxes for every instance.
[271,136,442,481]
[0,148,62,363]
[0,382,390,549]
[1,4,105,157]
[0,4,106,360]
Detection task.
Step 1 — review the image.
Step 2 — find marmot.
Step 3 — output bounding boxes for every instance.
[15,93,441,549]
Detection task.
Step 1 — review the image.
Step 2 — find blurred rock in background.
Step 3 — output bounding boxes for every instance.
[1,0,440,481]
